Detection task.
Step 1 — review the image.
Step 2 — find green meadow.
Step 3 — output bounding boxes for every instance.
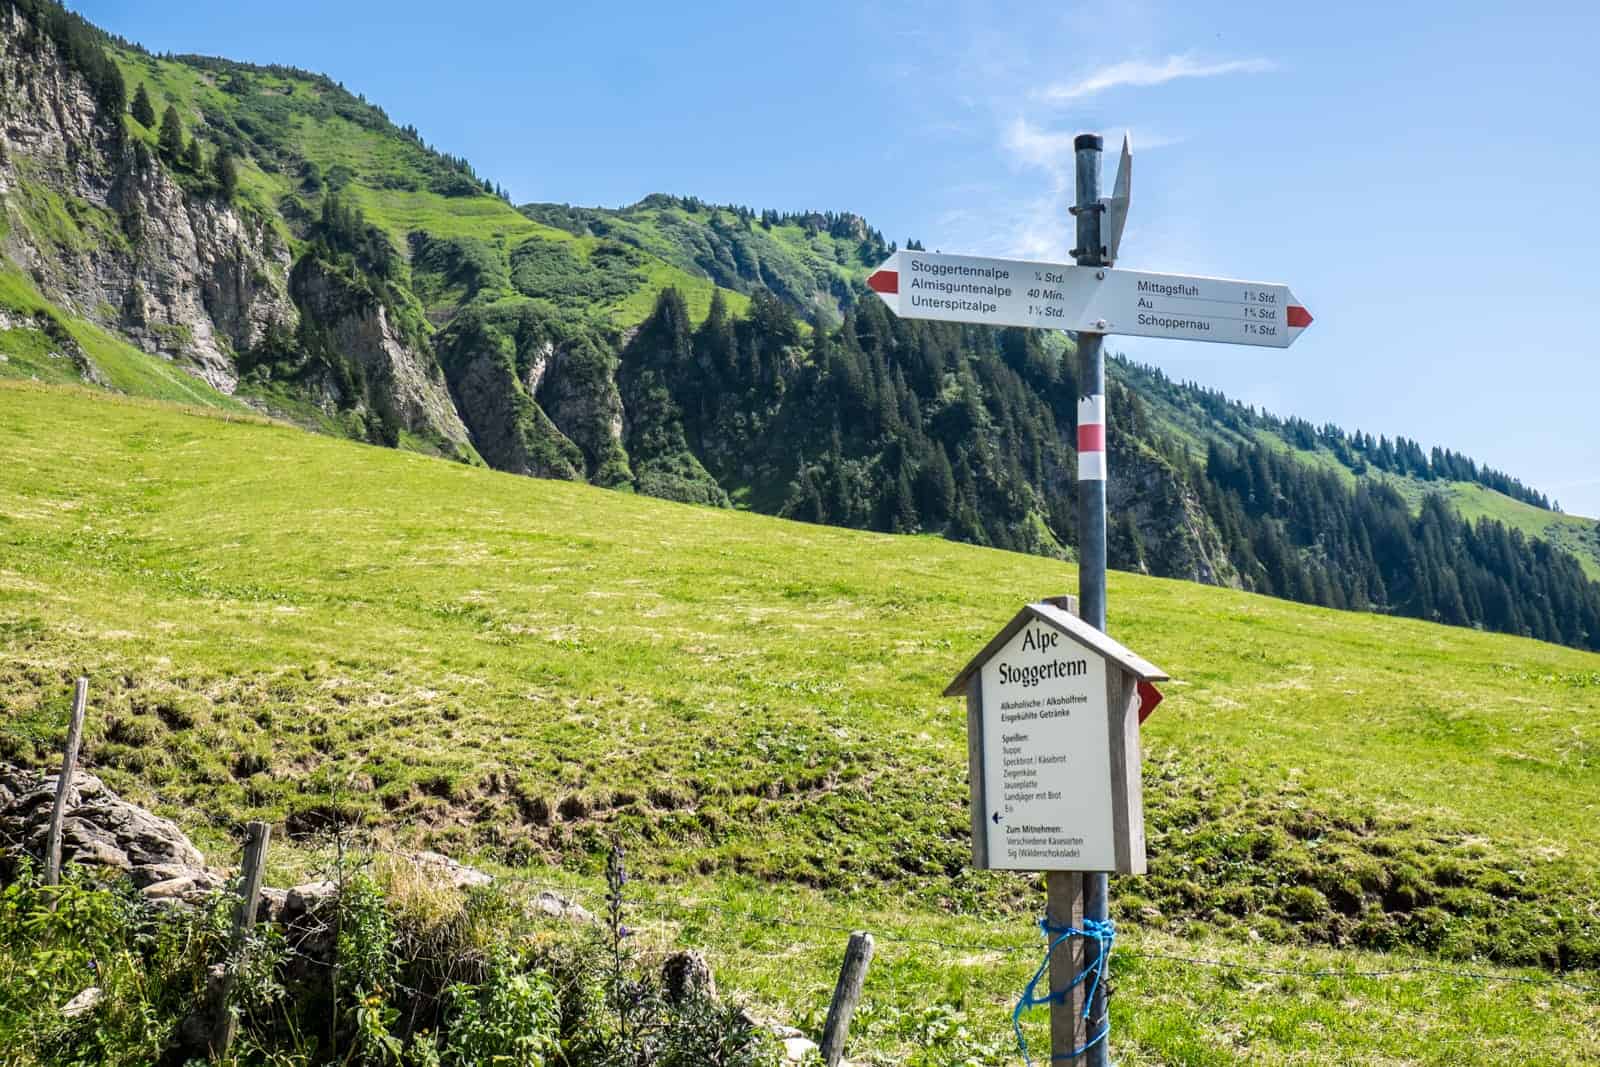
[1,382,1597,1063]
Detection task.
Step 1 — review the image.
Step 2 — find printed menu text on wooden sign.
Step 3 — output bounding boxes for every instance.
[978,621,1114,870]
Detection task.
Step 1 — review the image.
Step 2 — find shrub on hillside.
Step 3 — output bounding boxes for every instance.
[0,843,780,1067]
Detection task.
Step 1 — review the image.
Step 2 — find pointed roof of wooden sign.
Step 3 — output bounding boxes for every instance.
[942,600,1168,697]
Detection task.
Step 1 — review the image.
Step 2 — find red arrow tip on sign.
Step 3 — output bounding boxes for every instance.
[1287,305,1313,328]
[1137,680,1163,725]
[867,269,898,295]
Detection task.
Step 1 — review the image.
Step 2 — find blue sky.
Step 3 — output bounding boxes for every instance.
[79,0,1600,516]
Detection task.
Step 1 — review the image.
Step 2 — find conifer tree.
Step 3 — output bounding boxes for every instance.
[890,464,918,533]
[212,149,239,200]
[914,444,956,526]
[157,105,183,163]
[131,83,155,127]
[791,460,825,524]
[184,137,204,174]
[697,289,737,384]
[1112,513,1146,572]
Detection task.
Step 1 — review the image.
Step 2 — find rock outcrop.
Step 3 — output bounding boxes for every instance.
[1109,435,1242,588]
[0,765,555,920]
[0,9,480,459]
[436,307,589,479]
[535,338,631,485]
[0,7,294,391]
[290,257,476,459]
[0,764,222,899]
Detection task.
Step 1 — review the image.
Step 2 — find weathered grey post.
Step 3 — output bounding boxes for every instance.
[818,930,874,1067]
[44,677,89,887]
[1071,132,1112,1067]
[1045,871,1088,1052]
[1038,595,1089,1051]
[212,820,271,1059]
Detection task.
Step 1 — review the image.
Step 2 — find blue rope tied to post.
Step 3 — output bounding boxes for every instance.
[1012,916,1116,1064]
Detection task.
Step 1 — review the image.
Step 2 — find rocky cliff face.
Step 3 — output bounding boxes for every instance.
[1109,437,1242,587]
[290,258,475,459]
[534,337,631,485]
[0,9,476,459]
[0,8,293,391]
[436,310,586,479]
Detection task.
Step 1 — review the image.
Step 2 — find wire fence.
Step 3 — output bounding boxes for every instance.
[200,837,1599,1067]
[9,683,1600,1009]
[9,766,1599,1004]
[11,781,1600,1067]
[319,843,1600,998]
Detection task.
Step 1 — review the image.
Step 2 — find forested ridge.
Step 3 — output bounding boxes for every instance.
[606,286,1600,651]
[1200,442,1599,646]
[1119,360,1559,510]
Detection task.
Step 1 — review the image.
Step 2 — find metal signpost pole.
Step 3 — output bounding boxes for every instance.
[890,130,1308,1067]
[1071,132,1111,1067]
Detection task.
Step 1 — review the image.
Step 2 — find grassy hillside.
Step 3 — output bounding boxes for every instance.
[1,382,1597,1062]
[522,196,890,323]
[106,49,748,330]
[1431,481,1600,579]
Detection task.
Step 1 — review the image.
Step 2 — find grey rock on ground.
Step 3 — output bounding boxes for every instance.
[662,949,718,1005]
[529,888,594,924]
[0,765,220,898]
[405,849,494,890]
[782,1035,820,1062]
[59,986,102,1019]
[286,880,339,916]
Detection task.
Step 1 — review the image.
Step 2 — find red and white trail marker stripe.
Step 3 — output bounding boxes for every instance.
[1077,394,1106,481]
[867,268,898,295]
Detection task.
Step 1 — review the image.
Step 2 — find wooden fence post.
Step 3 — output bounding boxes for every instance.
[819,930,874,1067]
[1046,871,1089,1055]
[43,677,88,887]
[211,820,271,1060]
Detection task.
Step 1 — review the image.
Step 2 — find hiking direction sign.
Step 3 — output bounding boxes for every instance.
[867,252,1313,348]
[944,600,1167,873]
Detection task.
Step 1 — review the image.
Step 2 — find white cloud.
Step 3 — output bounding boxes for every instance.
[1003,118,1184,171]
[1002,117,1079,170]
[1039,55,1275,102]
[988,119,1188,261]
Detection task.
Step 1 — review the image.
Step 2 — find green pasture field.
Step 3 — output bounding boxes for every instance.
[1,383,1596,1062]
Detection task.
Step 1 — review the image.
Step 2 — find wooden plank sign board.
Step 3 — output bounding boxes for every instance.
[945,601,1167,874]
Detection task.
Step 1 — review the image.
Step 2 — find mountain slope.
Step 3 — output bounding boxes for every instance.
[6,380,1599,1064]
[516,195,1600,586]
[522,194,891,323]
[0,3,752,468]
[2,0,1596,655]
[107,50,745,329]
[1116,356,1600,578]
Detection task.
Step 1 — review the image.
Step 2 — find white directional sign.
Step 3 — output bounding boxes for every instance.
[867,251,1313,348]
